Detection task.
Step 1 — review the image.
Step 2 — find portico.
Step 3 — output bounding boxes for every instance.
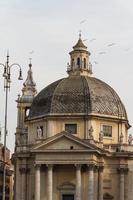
[34,163,104,200]
[31,131,103,200]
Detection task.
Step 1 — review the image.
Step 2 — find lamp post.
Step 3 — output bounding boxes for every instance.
[0,52,23,200]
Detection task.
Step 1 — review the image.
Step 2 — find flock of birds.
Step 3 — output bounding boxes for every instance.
[28,19,132,77]
[83,37,133,65]
[79,19,132,66]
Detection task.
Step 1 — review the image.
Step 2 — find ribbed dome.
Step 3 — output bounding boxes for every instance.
[29,76,127,120]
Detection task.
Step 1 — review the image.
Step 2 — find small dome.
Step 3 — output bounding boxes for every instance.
[73,38,87,50]
[29,76,127,120]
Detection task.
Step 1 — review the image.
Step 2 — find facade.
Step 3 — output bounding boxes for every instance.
[13,36,133,200]
[0,144,13,200]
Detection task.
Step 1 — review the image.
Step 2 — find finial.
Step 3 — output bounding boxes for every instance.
[7,49,9,64]
[29,50,34,69]
[79,30,82,39]
[29,58,32,69]
[7,49,9,57]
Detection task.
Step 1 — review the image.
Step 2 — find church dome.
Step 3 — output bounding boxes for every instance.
[28,36,127,121]
[29,75,127,120]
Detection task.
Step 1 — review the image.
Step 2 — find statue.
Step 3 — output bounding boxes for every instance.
[88,126,94,140]
[128,134,133,145]
[16,138,20,145]
[99,131,103,142]
[37,126,42,138]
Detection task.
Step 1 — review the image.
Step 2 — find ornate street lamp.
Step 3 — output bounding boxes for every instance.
[0,52,23,200]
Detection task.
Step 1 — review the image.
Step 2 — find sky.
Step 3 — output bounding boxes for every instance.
[0,0,133,152]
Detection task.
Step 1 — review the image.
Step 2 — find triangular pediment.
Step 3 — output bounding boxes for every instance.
[32,131,98,152]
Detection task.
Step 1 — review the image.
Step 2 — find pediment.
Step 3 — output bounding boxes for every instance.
[32,132,97,152]
[57,182,75,190]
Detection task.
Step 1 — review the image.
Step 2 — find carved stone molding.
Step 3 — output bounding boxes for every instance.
[47,164,54,170]
[75,164,82,170]
[57,182,75,191]
[94,165,99,173]
[87,163,95,170]
[117,167,129,174]
[19,167,30,174]
[34,164,41,170]
[99,166,104,172]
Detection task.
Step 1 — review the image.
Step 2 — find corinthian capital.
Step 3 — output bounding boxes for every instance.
[117,167,129,174]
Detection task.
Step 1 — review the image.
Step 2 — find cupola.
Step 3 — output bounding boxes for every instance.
[67,33,92,76]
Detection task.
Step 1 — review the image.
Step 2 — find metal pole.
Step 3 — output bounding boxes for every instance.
[0,53,23,200]
[2,55,9,200]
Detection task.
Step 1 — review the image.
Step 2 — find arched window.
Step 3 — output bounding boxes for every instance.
[72,58,74,68]
[77,57,80,68]
[84,58,86,68]
[25,107,30,118]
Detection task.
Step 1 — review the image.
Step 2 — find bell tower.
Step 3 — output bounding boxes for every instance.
[15,62,37,148]
[67,33,92,76]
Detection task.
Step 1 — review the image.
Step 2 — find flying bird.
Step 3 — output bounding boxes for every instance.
[107,43,116,47]
[80,19,86,24]
[99,52,106,55]
[83,39,88,42]
[93,61,98,64]
[29,50,34,54]
[124,48,132,51]
[89,38,96,42]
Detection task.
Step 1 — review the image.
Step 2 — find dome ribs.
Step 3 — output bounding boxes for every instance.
[50,76,86,114]
[29,76,127,120]
[85,77,127,119]
[95,78,127,118]
[29,79,63,118]
[82,76,92,114]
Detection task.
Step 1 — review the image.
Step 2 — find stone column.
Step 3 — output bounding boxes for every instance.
[117,167,129,200]
[47,164,53,200]
[94,166,98,200]
[35,164,41,200]
[98,166,104,200]
[75,164,82,200]
[19,167,27,200]
[88,164,94,200]
[120,169,124,200]
[124,168,129,200]
[26,168,31,200]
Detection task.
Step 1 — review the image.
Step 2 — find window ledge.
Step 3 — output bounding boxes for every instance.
[103,137,113,140]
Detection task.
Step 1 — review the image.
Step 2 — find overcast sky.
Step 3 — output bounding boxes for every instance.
[0,0,133,152]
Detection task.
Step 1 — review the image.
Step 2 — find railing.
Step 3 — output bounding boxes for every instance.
[103,143,133,152]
